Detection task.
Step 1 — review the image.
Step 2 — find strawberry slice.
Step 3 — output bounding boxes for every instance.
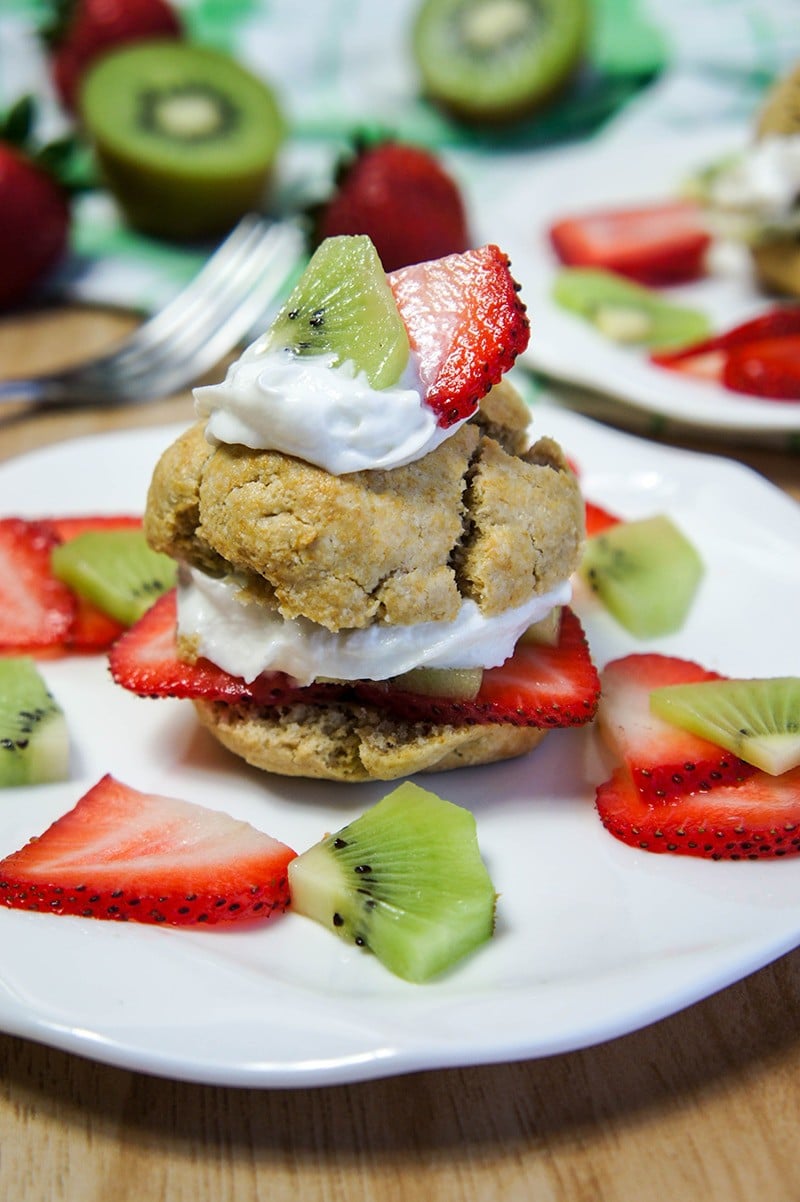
[596,764,800,859]
[584,499,621,538]
[47,514,142,541]
[388,244,530,427]
[0,774,295,924]
[598,655,755,801]
[549,200,711,286]
[357,608,600,728]
[723,335,800,400]
[0,517,76,654]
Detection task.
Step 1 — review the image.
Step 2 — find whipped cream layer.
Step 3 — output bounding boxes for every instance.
[708,134,800,222]
[195,341,463,475]
[177,568,572,687]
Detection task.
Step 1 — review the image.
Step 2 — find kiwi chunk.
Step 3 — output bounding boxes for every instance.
[0,658,69,787]
[79,41,284,239]
[51,529,177,627]
[519,607,562,646]
[413,0,587,123]
[650,677,800,777]
[288,782,497,982]
[263,235,410,389]
[553,269,710,350]
[580,515,703,638]
[389,666,483,699]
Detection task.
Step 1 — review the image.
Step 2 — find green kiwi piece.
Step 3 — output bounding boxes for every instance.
[519,606,562,646]
[580,515,703,638]
[0,658,69,787]
[412,0,588,123]
[288,782,497,983]
[553,268,711,350]
[263,235,410,389]
[388,666,483,699]
[51,529,177,627]
[79,41,284,239]
[650,677,800,777]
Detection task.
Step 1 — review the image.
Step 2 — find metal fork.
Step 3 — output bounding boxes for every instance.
[0,214,305,407]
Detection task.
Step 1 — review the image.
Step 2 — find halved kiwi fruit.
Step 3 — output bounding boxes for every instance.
[0,657,69,787]
[412,0,589,123]
[79,40,285,239]
[51,528,177,626]
[553,268,711,351]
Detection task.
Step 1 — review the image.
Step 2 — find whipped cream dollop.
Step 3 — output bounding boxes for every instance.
[707,134,800,221]
[177,568,572,687]
[195,340,461,474]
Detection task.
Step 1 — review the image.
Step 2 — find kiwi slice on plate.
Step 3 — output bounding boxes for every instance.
[0,658,69,787]
[79,41,284,239]
[553,268,711,351]
[650,677,800,777]
[288,782,497,982]
[580,514,703,638]
[412,0,588,123]
[263,235,410,389]
[51,528,177,627]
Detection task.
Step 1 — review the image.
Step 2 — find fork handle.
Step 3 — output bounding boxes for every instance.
[0,377,48,404]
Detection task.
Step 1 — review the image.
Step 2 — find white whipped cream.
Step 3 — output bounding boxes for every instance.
[708,135,800,219]
[195,341,462,475]
[177,567,572,687]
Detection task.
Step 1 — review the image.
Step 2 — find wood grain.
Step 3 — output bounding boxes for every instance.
[1,305,799,1202]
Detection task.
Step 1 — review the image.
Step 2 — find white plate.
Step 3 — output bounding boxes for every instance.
[0,412,799,1089]
[467,127,800,437]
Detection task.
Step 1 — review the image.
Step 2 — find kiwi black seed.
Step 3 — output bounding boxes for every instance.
[288,782,497,982]
[412,0,589,124]
[0,658,69,787]
[79,41,285,239]
[51,528,177,627]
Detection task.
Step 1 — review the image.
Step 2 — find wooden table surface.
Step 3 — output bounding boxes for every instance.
[1,305,799,1202]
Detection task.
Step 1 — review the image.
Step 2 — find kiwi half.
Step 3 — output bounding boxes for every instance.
[51,529,177,627]
[288,782,497,982]
[553,268,711,351]
[412,0,588,123]
[0,658,69,787]
[79,41,284,239]
[263,235,410,389]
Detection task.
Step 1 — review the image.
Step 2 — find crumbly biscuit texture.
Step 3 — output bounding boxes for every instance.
[145,383,583,630]
[193,697,547,781]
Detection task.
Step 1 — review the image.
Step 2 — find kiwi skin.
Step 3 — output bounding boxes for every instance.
[79,40,285,239]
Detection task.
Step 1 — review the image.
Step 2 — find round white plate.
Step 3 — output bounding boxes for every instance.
[0,410,799,1088]
[467,127,800,437]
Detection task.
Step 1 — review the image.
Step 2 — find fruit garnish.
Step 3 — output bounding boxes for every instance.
[580,514,703,638]
[41,0,182,112]
[0,657,69,787]
[549,199,711,286]
[389,243,529,426]
[51,527,177,626]
[650,677,800,777]
[552,268,710,350]
[264,234,410,389]
[412,0,588,124]
[583,499,621,538]
[723,336,800,401]
[0,518,76,654]
[598,655,755,801]
[358,607,599,728]
[0,774,295,924]
[288,781,496,982]
[316,139,469,272]
[79,41,284,239]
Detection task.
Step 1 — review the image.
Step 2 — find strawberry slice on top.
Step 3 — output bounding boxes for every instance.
[389,244,530,427]
[0,774,295,925]
[0,517,76,654]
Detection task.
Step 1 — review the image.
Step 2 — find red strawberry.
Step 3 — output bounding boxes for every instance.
[598,655,755,801]
[317,141,469,273]
[108,591,343,706]
[0,774,295,924]
[596,764,800,860]
[357,608,600,728]
[47,513,141,541]
[584,500,621,538]
[723,335,800,401]
[0,518,76,654]
[389,244,530,427]
[43,0,182,112]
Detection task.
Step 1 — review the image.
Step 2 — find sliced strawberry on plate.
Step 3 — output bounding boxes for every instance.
[356,608,600,728]
[596,764,800,859]
[584,500,621,538]
[598,655,755,801]
[389,244,530,427]
[0,517,76,654]
[723,335,800,400]
[0,773,295,924]
[47,514,142,541]
[549,200,711,286]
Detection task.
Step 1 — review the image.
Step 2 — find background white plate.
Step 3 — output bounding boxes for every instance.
[0,408,799,1088]
[467,128,800,436]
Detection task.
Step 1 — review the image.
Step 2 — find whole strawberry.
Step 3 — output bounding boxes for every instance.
[43,0,182,112]
[316,140,470,271]
[0,98,72,310]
